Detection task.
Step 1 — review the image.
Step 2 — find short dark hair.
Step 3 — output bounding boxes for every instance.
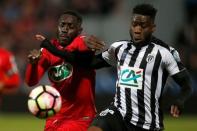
[61,10,82,24]
[133,4,157,20]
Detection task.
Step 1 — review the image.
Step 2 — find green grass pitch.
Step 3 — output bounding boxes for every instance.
[0,113,196,131]
[0,113,45,131]
[164,115,197,131]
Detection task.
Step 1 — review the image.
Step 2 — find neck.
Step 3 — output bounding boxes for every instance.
[132,36,152,47]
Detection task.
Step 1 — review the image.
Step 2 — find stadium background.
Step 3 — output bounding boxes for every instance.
[0,0,197,130]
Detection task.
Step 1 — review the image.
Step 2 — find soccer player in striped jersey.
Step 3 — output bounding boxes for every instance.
[39,4,192,131]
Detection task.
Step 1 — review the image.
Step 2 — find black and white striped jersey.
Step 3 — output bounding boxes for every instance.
[102,37,185,130]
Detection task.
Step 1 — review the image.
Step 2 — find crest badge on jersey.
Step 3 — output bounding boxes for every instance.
[48,62,73,82]
[146,54,154,63]
[118,66,143,89]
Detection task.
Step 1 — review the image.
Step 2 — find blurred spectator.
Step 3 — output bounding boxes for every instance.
[176,18,197,73]
[66,0,121,15]
[0,46,20,107]
[175,0,197,93]
[184,0,197,23]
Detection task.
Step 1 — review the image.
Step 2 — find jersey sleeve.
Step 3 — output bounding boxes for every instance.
[25,48,50,86]
[102,42,121,66]
[163,47,185,76]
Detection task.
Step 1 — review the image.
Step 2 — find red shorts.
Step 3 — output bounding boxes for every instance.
[44,116,93,131]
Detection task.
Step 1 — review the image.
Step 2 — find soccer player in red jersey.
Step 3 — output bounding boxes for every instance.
[0,48,20,105]
[25,10,96,131]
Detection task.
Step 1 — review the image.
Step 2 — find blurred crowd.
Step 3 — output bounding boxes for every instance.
[0,0,62,88]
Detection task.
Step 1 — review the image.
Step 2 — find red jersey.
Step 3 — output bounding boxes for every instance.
[25,36,96,119]
[0,48,20,90]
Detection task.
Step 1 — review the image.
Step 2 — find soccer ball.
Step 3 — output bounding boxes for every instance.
[28,85,62,119]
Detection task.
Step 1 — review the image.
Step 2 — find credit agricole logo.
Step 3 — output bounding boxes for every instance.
[118,66,143,89]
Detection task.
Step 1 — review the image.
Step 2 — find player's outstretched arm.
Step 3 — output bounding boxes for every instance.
[25,35,47,86]
[39,36,110,69]
[40,39,76,62]
[35,34,76,63]
[170,69,193,117]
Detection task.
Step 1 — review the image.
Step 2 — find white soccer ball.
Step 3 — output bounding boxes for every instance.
[28,85,62,119]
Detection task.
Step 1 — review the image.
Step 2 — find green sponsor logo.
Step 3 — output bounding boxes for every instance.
[48,63,73,82]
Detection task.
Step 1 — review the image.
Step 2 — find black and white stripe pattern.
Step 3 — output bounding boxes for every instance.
[102,38,185,130]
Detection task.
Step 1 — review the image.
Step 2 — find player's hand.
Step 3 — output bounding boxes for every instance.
[84,35,105,51]
[170,105,181,118]
[35,34,46,41]
[28,49,41,64]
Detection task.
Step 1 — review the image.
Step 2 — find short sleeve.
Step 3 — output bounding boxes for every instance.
[163,47,185,76]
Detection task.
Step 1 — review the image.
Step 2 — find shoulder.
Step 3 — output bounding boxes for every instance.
[151,36,177,55]
[151,36,170,50]
[151,37,177,60]
[151,37,181,61]
[72,35,85,46]
[68,35,92,51]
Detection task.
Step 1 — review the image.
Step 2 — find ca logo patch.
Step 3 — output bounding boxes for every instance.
[118,66,143,89]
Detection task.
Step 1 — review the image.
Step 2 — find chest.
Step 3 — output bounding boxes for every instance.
[116,45,164,74]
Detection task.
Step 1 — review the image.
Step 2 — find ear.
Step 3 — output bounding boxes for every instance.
[78,27,83,35]
[151,24,156,33]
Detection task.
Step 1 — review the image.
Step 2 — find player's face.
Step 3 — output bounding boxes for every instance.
[58,14,82,46]
[130,14,155,43]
